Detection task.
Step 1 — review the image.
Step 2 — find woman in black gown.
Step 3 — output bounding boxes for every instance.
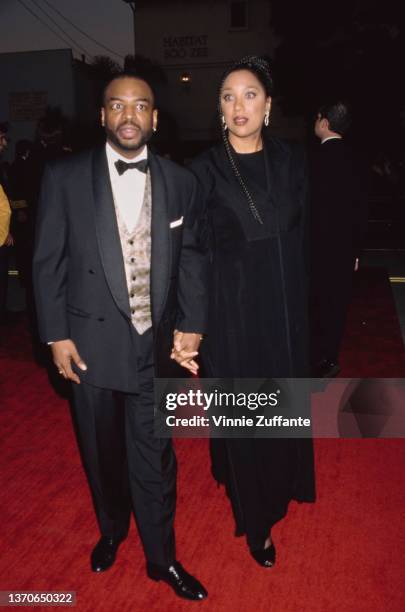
[190,56,315,567]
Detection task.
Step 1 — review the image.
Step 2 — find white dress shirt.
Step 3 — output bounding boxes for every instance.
[321,136,342,144]
[106,142,148,232]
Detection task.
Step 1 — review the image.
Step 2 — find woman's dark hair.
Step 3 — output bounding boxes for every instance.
[219,56,274,224]
[220,55,274,99]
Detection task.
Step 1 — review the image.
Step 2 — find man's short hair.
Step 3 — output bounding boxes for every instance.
[101,72,156,107]
[318,101,351,136]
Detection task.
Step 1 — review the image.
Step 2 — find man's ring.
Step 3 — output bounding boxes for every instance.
[58,370,63,375]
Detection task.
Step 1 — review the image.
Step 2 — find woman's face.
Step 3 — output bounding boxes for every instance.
[220,69,271,141]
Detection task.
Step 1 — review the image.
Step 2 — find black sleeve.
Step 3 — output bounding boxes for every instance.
[176,173,209,334]
[32,164,70,342]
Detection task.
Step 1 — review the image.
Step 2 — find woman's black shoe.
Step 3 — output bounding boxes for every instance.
[250,542,276,567]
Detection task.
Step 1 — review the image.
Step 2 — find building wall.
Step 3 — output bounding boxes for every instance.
[0,49,75,160]
[136,0,304,142]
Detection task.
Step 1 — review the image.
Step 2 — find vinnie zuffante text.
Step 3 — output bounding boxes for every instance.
[163,389,311,429]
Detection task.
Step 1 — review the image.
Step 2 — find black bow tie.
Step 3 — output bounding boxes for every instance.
[115,158,148,175]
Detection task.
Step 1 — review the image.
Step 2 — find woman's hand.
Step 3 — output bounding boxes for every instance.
[170,330,203,375]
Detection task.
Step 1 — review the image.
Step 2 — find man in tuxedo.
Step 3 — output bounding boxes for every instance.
[33,73,208,601]
[310,101,367,377]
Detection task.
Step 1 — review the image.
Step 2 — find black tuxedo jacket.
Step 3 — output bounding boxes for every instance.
[310,138,368,272]
[33,146,208,392]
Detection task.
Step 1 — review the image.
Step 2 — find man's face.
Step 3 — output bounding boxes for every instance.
[0,132,8,154]
[101,77,157,158]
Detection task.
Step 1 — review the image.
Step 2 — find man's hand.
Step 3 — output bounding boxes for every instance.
[170,330,203,376]
[51,339,87,384]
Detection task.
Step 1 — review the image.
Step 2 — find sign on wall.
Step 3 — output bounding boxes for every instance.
[9,91,48,121]
[163,35,208,61]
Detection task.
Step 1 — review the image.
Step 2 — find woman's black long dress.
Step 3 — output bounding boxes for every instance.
[191,137,315,551]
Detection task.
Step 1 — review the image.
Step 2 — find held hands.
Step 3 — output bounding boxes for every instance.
[52,333,201,381]
[170,330,203,376]
[51,339,87,384]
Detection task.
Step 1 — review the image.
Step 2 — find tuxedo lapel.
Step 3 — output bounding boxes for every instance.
[149,153,170,325]
[91,147,131,320]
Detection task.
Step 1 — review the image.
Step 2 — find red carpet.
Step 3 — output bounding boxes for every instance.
[339,267,405,376]
[1,268,405,611]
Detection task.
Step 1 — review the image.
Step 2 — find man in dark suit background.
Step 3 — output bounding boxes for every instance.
[33,73,208,601]
[310,101,367,377]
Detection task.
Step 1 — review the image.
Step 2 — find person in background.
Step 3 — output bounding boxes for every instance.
[0,122,10,190]
[0,184,13,324]
[0,123,13,325]
[8,140,36,287]
[191,56,315,568]
[29,109,73,218]
[310,101,368,377]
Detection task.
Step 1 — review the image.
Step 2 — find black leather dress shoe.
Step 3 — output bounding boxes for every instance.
[91,536,124,572]
[250,542,276,568]
[146,560,208,600]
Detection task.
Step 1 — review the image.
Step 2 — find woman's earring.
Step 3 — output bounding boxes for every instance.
[264,111,270,127]
[222,115,228,131]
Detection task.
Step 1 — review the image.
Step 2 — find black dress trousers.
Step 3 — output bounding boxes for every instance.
[71,328,177,567]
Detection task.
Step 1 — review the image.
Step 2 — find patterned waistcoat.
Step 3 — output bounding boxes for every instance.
[114,171,152,334]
